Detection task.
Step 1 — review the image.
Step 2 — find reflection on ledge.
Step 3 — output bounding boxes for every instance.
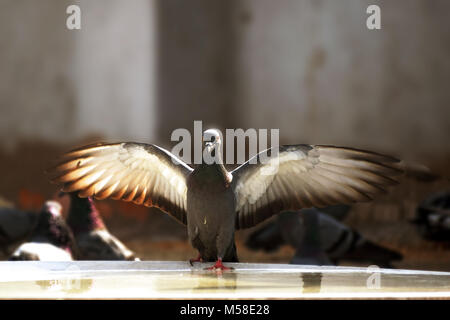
[0,261,449,299]
[301,272,322,294]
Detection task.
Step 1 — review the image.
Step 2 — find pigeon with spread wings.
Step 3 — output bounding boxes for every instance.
[49,129,406,270]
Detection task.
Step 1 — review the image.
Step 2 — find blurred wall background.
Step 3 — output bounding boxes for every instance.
[0,0,155,151]
[0,0,449,268]
[0,0,449,156]
[233,0,450,159]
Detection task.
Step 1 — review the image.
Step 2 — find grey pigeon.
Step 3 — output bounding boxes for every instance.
[245,205,351,253]
[244,220,285,253]
[0,206,37,256]
[318,204,351,221]
[63,192,139,260]
[246,208,403,267]
[412,191,450,241]
[9,201,76,261]
[282,209,333,265]
[49,129,406,270]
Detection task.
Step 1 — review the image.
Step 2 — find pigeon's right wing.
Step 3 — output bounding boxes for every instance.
[49,142,193,225]
[232,145,403,229]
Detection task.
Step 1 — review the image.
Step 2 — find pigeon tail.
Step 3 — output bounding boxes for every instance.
[223,241,239,262]
[338,234,403,267]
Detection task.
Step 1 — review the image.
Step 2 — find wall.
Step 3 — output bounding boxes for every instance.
[233,0,450,158]
[0,0,449,159]
[0,0,156,151]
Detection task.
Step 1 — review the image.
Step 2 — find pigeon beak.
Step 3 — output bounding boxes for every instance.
[205,142,215,152]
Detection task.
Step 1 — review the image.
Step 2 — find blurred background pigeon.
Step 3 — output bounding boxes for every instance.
[246,207,403,267]
[311,204,351,222]
[9,201,76,261]
[0,201,37,256]
[63,192,139,261]
[245,205,350,254]
[282,209,333,265]
[412,191,450,241]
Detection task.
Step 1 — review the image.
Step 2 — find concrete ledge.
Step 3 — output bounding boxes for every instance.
[0,261,449,299]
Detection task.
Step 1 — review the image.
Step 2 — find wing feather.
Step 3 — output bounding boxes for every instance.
[232,144,403,229]
[49,142,193,225]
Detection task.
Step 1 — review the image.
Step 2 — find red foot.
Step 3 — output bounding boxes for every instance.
[189,254,203,266]
[205,258,233,271]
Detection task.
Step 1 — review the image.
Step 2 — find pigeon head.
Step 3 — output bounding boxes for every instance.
[202,129,221,153]
[44,201,63,219]
[202,129,223,165]
[31,201,77,253]
[64,192,106,234]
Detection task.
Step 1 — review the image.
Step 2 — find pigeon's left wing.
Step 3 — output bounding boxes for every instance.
[231,145,403,229]
[49,142,193,225]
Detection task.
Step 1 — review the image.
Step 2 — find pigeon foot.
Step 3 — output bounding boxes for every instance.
[189,254,203,266]
[205,258,233,271]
